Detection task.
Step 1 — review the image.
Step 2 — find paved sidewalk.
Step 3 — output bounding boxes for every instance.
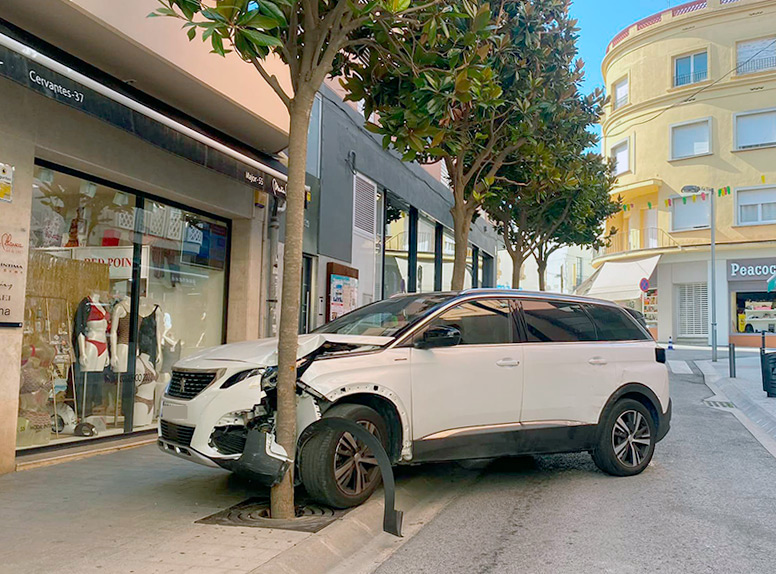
[696,355,776,450]
[0,445,310,574]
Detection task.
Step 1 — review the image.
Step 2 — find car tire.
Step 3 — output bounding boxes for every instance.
[592,398,656,477]
[299,403,389,509]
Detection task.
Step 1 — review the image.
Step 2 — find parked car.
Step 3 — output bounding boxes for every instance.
[158,289,671,508]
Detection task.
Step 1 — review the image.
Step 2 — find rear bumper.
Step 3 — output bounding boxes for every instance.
[657,399,672,442]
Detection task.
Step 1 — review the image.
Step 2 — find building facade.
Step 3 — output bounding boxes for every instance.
[0,1,499,472]
[588,0,776,346]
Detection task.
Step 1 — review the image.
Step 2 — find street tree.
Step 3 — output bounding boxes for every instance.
[152,0,479,519]
[343,0,582,289]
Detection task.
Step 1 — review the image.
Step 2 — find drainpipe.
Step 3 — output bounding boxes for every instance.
[266,197,282,337]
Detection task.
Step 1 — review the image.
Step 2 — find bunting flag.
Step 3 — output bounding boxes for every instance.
[682,197,687,204]
[665,199,671,207]
[648,202,653,210]
[701,192,706,200]
[692,195,697,202]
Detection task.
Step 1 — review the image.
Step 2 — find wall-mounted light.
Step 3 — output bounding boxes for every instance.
[347,150,357,175]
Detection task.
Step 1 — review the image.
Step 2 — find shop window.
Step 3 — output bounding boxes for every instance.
[735,292,776,334]
[678,283,708,337]
[736,38,776,76]
[735,109,776,150]
[417,216,436,293]
[18,165,227,450]
[670,119,711,160]
[612,76,629,110]
[611,139,630,175]
[674,51,708,87]
[441,228,455,290]
[737,187,776,225]
[671,194,710,231]
[384,196,410,297]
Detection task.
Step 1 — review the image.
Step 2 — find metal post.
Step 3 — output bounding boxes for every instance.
[710,187,718,362]
[728,343,736,378]
[762,331,767,354]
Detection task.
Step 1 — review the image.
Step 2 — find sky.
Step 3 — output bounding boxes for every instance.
[569,0,685,149]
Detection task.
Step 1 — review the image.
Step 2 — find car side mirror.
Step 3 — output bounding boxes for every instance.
[416,326,461,349]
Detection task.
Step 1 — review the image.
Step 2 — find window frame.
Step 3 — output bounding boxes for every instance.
[611,75,630,111]
[516,298,599,344]
[735,36,776,77]
[610,137,632,176]
[733,107,776,152]
[735,185,776,227]
[672,50,709,88]
[669,117,713,161]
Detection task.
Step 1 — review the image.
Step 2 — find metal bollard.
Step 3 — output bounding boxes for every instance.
[762,331,767,354]
[729,343,736,378]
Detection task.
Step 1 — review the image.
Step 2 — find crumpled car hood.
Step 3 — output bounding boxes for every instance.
[174,333,393,369]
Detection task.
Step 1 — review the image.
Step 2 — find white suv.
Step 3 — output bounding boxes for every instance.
[158,290,671,508]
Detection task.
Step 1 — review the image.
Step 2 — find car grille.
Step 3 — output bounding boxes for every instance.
[160,420,195,447]
[211,428,247,456]
[166,370,217,400]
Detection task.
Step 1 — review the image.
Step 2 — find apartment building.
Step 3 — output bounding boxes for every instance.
[584,0,776,346]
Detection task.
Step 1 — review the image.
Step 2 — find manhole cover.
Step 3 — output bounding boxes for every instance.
[197,497,347,533]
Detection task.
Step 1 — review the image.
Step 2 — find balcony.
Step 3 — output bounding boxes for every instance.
[674,69,709,87]
[737,56,776,76]
[596,227,681,259]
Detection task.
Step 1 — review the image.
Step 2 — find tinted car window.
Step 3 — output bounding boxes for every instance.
[428,299,514,345]
[521,300,597,342]
[585,304,650,341]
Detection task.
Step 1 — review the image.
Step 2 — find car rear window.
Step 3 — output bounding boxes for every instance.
[521,300,597,342]
[584,304,651,341]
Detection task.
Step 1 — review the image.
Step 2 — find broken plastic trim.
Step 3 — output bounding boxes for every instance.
[301,417,404,537]
[235,429,291,487]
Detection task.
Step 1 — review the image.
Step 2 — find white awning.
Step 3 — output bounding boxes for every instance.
[577,255,661,302]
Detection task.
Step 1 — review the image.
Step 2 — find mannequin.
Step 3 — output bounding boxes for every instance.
[155,313,181,418]
[133,353,158,427]
[110,296,131,373]
[138,301,163,369]
[73,293,109,418]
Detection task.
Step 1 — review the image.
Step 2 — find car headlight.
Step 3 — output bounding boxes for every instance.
[220,368,264,389]
[261,366,278,391]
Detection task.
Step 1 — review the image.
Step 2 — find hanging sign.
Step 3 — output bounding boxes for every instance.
[0,224,28,327]
[0,163,13,203]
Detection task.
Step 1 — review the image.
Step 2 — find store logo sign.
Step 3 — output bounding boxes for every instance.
[1,233,23,254]
[729,259,776,281]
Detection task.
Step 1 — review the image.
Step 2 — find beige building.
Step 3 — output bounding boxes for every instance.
[585,0,776,347]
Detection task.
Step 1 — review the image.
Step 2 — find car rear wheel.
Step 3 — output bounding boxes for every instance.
[299,403,388,509]
[592,398,656,476]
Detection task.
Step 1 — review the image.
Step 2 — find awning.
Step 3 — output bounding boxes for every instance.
[577,255,660,302]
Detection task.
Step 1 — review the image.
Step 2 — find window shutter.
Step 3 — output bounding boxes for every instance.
[353,173,377,237]
[678,283,708,337]
[611,141,629,174]
[737,38,776,73]
[737,111,776,149]
[672,196,710,230]
[672,120,710,159]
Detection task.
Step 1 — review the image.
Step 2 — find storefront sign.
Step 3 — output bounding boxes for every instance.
[0,225,28,326]
[46,246,150,280]
[728,259,776,282]
[0,163,13,203]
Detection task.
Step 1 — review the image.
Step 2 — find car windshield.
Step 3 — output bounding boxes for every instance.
[313,293,455,337]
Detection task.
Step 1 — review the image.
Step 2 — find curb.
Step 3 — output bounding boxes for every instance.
[15,436,157,471]
[248,465,476,574]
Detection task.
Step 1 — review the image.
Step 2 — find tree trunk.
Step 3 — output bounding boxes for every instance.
[270,94,314,520]
[537,258,547,291]
[450,203,472,290]
[510,250,526,289]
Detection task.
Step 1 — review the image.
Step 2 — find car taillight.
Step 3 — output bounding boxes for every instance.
[655,347,666,364]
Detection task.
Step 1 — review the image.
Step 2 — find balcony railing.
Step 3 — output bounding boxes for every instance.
[674,69,708,87]
[595,227,681,258]
[737,56,776,76]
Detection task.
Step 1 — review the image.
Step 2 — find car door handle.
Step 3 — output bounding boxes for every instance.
[589,357,608,366]
[496,358,520,368]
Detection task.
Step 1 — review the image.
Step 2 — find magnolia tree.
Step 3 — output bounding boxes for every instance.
[342,0,582,289]
[152,0,484,519]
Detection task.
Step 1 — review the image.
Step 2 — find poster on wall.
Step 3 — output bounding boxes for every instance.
[0,163,13,203]
[326,263,359,322]
[0,224,28,326]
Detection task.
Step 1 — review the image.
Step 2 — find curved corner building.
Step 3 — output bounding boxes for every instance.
[587,0,776,347]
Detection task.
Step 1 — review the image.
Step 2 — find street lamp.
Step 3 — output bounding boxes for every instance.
[682,184,717,362]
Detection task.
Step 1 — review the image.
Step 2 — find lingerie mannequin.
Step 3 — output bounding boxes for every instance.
[110,296,131,373]
[155,313,181,418]
[133,353,158,427]
[138,301,163,369]
[73,293,109,418]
